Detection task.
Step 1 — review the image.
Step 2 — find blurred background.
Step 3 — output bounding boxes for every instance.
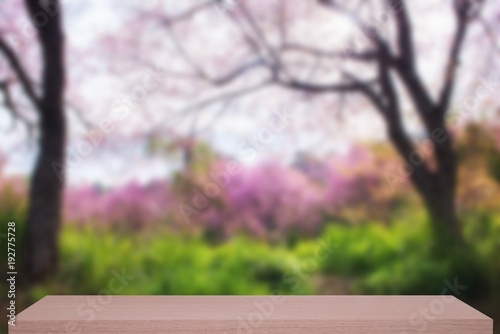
[1,0,500,333]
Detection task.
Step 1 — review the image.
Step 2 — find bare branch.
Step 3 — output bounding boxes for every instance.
[378,55,399,117]
[479,16,500,55]
[316,0,436,118]
[143,3,224,81]
[194,98,233,136]
[392,54,435,118]
[342,71,387,113]
[392,0,414,66]
[174,79,273,119]
[66,101,94,130]
[159,17,209,80]
[160,2,213,24]
[155,11,268,86]
[278,76,378,94]
[318,0,384,44]
[0,80,36,134]
[388,1,437,119]
[207,58,268,86]
[438,0,485,112]
[238,1,290,79]
[277,0,287,46]
[0,36,41,109]
[437,13,469,112]
[282,43,380,62]
[225,11,263,56]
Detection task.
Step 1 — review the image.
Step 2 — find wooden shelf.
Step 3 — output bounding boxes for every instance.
[10,295,492,333]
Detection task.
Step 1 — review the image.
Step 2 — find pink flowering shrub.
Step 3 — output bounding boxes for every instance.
[60,146,396,237]
[196,161,325,240]
[178,147,396,240]
[0,144,405,238]
[64,181,174,229]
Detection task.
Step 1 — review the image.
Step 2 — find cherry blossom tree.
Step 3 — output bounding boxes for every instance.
[116,0,498,247]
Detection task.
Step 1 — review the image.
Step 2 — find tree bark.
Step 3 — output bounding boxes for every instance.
[421,123,463,246]
[21,0,66,284]
[388,115,464,248]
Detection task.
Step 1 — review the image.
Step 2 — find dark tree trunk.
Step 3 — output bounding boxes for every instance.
[388,112,464,248]
[379,0,475,250]
[21,0,66,284]
[421,122,463,247]
[423,183,462,245]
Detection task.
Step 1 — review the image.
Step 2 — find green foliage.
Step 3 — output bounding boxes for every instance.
[34,208,497,299]
[312,212,499,299]
[30,227,313,298]
[0,184,27,280]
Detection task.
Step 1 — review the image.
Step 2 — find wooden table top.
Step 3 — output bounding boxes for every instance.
[11,295,493,334]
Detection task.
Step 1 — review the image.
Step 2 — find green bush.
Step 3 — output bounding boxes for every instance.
[313,212,499,299]
[30,226,313,299]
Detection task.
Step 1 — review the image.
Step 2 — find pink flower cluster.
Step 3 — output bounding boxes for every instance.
[198,161,325,238]
[44,147,391,236]
[64,181,174,229]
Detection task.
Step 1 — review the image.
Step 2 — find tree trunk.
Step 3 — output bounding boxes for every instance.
[21,0,66,284]
[423,123,464,248]
[387,119,464,249]
[422,176,463,246]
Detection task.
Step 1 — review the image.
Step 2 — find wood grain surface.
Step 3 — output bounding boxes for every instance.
[10,295,493,333]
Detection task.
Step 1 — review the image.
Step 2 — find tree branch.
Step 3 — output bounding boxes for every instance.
[0,36,41,109]
[342,71,387,113]
[318,0,384,45]
[282,43,380,62]
[206,58,268,86]
[173,79,273,120]
[277,0,287,46]
[238,1,290,79]
[390,1,436,119]
[66,101,94,130]
[159,16,209,80]
[160,2,213,24]
[156,10,268,86]
[278,77,378,94]
[0,80,36,134]
[437,0,482,113]
[392,0,414,66]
